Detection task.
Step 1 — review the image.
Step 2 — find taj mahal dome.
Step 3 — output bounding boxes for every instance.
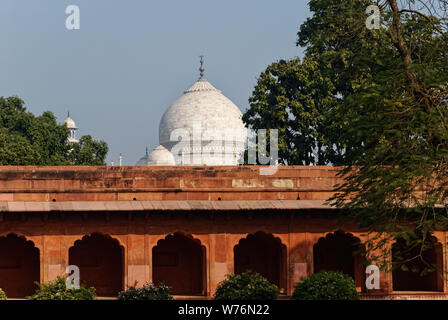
[136,56,247,166]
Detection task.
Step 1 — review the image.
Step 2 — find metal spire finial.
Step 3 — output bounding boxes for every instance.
[199,54,205,79]
[67,110,70,118]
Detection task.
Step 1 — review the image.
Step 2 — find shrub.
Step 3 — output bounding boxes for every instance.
[214,271,279,300]
[0,289,6,300]
[27,276,96,300]
[291,271,359,300]
[118,282,173,300]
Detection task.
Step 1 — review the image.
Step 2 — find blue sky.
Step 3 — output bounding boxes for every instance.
[0,0,310,164]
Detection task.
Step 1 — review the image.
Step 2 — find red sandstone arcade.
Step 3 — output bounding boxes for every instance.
[0,166,445,299]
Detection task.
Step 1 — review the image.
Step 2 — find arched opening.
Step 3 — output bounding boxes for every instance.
[313,230,366,291]
[69,233,124,297]
[392,237,443,292]
[0,234,40,298]
[152,233,206,295]
[234,232,287,292]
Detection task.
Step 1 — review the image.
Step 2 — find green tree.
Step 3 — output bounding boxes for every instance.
[0,288,7,300]
[0,96,108,165]
[291,271,359,300]
[245,0,448,275]
[214,271,279,300]
[244,0,394,166]
[296,0,448,274]
[27,276,96,300]
[117,282,173,300]
[243,57,344,165]
[68,135,108,166]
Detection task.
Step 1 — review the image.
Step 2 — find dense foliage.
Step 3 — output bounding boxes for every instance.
[0,289,6,300]
[26,277,96,300]
[214,271,279,300]
[0,96,108,165]
[291,271,359,300]
[67,135,108,165]
[246,0,448,275]
[117,283,173,300]
[243,57,344,165]
[309,0,448,273]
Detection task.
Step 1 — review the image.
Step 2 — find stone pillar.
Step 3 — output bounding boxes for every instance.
[42,235,66,283]
[443,231,447,293]
[288,233,312,296]
[27,235,44,285]
[209,233,232,296]
[272,233,288,295]
[192,234,210,296]
[127,234,149,288]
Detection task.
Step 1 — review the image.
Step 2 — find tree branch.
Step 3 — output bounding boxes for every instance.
[399,8,448,41]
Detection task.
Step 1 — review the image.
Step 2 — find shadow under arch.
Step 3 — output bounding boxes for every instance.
[152,232,206,295]
[0,233,40,298]
[313,230,367,291]
[69,233,124,297]
[234,231,287,291]
[392,235,444,292]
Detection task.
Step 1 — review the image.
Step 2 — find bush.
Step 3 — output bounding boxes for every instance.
[214,271,279,300]
[291,271,359,300]
[27,276,96,300]
[0,289,6,300]
[118,282,173,300]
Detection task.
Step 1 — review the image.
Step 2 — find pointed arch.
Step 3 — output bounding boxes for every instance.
[313,230,366,291]
[152,232,206,295]
[0,233,40,298]
[69,233,124,297]
[234,231,287,291]
[392,235,444,292]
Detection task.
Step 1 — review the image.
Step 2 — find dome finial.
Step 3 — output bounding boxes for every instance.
[199,54,205,80]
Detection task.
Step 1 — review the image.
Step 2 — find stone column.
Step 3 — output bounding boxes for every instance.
[26,234,44,284]
[127,234,149,288]
[209,233,232,296]
[192,234,210,296]
[42,235,66,283]
[288,232,313,296]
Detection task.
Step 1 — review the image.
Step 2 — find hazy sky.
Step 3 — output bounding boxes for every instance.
[0,0,310,165]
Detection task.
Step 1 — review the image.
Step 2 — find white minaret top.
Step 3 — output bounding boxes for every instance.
[64,111,78,143]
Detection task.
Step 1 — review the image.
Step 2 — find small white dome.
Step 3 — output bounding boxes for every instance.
[64,117,77,129]
[148,145,176,166]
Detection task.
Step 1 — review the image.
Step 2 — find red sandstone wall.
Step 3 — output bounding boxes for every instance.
[0,166,344,202]
[1,166,444,299]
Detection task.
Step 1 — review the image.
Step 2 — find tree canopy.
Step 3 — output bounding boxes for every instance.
[0,96,108,165]
[243,56,344,165]
[244,0,448,274]
[321,0,448,273]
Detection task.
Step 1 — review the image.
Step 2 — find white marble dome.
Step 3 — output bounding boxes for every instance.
[147,145,176,166]
[64,116,77,129]
[159,77,247,165]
